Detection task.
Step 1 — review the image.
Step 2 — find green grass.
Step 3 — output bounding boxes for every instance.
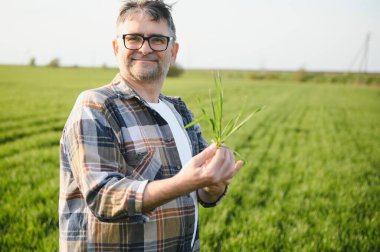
[0,65,379,251]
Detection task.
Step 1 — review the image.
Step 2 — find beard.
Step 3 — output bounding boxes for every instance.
[126,55,170,82]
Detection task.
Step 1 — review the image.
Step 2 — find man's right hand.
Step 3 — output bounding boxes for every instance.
[141,144,243,212]
[177,144,242,192]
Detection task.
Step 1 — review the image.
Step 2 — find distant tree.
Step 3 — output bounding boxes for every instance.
[295,67,307,82]
[249,71,265,80]
[167,64,184,77]
[29,57,36,67]
[47,58,60,68]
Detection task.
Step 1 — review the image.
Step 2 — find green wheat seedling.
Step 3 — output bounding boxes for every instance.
[185,73,263,160]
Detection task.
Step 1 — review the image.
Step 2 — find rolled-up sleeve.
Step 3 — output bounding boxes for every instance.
[62,91,149,222]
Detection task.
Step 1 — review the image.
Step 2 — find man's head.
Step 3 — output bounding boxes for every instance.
[113,0,179,83]
[117,0,176,41]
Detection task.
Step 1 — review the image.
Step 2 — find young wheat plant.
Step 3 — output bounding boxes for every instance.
[185,73,262,160]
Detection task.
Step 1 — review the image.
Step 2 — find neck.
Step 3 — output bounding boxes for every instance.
[120,73,163,103]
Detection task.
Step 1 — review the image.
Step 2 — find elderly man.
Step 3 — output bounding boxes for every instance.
[59,0,243,251]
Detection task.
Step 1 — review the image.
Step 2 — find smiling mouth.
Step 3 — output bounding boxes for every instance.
[132,58,158,62]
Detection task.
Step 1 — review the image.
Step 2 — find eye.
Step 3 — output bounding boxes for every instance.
[125,35,142,43]
[150,36,167,45]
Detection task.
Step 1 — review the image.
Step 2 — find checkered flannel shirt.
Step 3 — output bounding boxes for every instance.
[59,74,223,251]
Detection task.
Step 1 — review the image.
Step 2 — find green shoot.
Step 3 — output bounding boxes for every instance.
[185,72,263,159]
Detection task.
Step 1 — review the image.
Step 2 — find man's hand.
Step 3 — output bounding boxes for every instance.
[141,144,243,212]
[202,145,243,185]
[176,144,243,197]
[196,145,244,203]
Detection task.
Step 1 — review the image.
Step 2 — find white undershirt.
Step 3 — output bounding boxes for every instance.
[148,99,198,247]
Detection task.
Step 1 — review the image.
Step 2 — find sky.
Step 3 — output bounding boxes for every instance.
[0,0,379,72]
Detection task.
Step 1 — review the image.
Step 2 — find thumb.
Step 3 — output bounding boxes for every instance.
[192,144,217,166]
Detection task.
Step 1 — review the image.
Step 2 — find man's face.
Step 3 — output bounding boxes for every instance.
[113,12,178,83]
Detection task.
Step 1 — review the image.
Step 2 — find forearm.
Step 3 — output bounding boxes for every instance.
[142,178,226,212]
[142,144,241,212]
[142,175,196,212]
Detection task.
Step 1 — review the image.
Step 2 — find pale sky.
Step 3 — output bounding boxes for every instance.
[0,0,379,72]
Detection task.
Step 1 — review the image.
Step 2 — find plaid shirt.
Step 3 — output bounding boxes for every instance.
[59,74,221,251]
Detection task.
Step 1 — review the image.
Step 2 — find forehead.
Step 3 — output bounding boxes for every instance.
[117,12,170,35]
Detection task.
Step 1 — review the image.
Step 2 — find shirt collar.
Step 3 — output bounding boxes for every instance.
[110,73,140,100]
[110,73,182,109]
[110,73,172,101]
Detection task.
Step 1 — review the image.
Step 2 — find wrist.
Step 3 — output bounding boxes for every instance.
[197,184,227,203]
[197,185,228,207]
[202,183,226,195]
[172,171,198,194]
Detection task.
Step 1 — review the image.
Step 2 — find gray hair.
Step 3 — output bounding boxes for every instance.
[117,0,176,40]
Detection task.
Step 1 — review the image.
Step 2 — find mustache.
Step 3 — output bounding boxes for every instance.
[131,54,158,60]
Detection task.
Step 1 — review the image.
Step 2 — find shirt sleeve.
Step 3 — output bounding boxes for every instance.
[62,91,149,222]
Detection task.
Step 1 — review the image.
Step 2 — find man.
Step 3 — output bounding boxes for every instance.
[59,0,243,251]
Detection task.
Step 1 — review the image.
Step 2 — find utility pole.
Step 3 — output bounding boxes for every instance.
[348,32,370,74]
[359,33,370,74]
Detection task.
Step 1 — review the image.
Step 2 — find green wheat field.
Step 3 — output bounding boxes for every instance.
[0,65,379,251]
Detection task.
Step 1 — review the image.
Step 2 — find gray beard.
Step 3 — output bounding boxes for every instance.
[128,62,169,82]
[133,68,161,82]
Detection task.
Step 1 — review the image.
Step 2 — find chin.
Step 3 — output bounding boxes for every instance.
[132,71,163,82]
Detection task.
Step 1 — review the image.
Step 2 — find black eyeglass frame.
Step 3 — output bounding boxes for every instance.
[119,34,174,52]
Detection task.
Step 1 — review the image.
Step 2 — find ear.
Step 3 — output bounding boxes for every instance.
[112,38,119,56]
[170,42,179,65]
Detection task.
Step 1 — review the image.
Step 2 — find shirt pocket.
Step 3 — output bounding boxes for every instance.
[119,125,163,179]
[120,147,155,177]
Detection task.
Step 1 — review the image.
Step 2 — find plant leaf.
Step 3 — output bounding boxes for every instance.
[221,117,235,136]
[184,116,205,129]
[233,149,248,164]
[209,88,219,139]
[208,117,219,141]
[215,72,223,140]
[186,72,263,161]
[222,107,262,142]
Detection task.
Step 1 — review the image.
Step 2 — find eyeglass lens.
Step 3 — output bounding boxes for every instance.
[124,34,169,51]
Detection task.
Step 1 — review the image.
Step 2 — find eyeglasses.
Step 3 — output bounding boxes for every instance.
[119,34,174,52]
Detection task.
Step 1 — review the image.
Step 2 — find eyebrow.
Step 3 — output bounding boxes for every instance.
[126,33,168,37]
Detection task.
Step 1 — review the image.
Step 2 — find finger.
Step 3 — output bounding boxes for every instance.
[224,160,242,184]
[230,149,236,165]
[219,150,234,180]
[204,147,234,180]
[228,149,235,167]
[208,147,226,167]
[221,147,235,170]
[221,147,234,171]
[226,149,235,172]
[234,160,244,172]
[192,143,217,166]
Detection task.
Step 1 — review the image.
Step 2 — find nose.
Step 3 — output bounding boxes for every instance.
[139,39,153,55]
